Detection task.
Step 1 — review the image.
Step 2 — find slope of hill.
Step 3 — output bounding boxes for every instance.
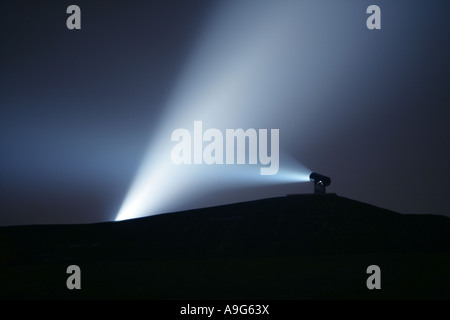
[1,194,449,299]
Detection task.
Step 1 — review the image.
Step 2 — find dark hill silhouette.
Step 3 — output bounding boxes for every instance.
[1,194,450,299]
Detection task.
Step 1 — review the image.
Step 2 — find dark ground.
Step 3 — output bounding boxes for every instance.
[1,194,450,299]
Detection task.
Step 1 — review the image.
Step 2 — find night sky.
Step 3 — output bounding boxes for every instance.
[1,0,449,225]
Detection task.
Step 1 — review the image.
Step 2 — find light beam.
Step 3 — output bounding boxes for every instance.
[116,0,314,221]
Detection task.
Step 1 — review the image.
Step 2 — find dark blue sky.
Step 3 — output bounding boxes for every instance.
[1,0,449,225]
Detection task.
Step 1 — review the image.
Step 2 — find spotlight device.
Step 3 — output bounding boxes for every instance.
[309,172,331,195]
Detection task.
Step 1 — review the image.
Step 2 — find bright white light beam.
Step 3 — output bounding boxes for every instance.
[116,0,313,221]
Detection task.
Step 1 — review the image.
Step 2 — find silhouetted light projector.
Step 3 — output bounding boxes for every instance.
[309,172,331,195]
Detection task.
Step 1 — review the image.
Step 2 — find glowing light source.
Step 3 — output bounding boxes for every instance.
[309,172,331,195]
